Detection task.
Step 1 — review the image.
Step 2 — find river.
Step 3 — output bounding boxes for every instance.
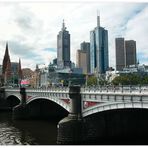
[0,111,58,145]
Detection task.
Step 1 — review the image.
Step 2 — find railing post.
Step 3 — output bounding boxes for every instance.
[130,85,132,93]
[139,85,141,93]
[100,85,102,92]
[121,85,123,93]
[106,85,108,92]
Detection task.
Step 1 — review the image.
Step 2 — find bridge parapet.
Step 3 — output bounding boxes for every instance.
[81,85,148,94]
[4,85,148,118]
[80,86,148,117]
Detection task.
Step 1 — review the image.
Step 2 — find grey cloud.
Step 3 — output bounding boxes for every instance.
[11,4,42,32]
[15,16,32,30]
[8,41,43,62]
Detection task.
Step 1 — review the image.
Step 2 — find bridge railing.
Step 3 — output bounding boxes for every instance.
[81,85,148,94]
[5,86,69,93]
[5,85,148,94]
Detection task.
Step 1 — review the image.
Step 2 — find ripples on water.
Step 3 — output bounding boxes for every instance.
[0,112,58,145]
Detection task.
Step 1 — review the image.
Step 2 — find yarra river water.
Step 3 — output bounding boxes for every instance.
[0,111,58,145]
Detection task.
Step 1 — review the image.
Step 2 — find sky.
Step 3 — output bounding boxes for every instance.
[0,0,148,70]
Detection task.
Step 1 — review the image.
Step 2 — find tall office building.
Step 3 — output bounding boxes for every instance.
[80,41,90,73]
[76,50,87,74]
[125,40,137,67]
[57,20,71,69]
[90,15,109,74]
[115,38,125,71]
[115,38,137,71]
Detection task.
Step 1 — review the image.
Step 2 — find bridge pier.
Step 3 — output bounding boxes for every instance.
[0,88,8,110]
[57,85,85,144]
[12,87,28,119]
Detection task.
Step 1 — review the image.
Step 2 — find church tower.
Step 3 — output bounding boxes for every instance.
[2,42,11,85]
[2,42,10,74]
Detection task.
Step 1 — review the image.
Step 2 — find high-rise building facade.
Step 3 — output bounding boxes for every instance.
[125,40,137,67]
[76,50,87,74]
[90,15,109,74]
[80,41,90,73]
[57,20,71,69]
[115,38,137,71]
[115,38,125,71]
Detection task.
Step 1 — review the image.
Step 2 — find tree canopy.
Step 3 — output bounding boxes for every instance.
[112,74,148,85]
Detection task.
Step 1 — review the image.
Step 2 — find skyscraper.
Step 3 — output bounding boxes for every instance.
[125,40,137,67]
[90,15,109,74]
[57,20,71,69]
[115,38,125,71]
[76,50,87,74]
[80,41,90,73]
[115,38,137,71]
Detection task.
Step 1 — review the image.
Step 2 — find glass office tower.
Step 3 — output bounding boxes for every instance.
[90,15,108,74]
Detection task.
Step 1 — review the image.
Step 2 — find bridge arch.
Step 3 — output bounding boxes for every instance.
[82,101,148,117]
[25,97,69,119]
[83,108,148,144]
[6,95,21,109]
[27,96,70,112]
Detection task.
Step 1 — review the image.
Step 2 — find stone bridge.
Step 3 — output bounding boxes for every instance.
[3,85,148,117]
[1,85,148,144]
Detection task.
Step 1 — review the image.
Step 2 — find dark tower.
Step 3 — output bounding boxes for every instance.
[5,58,11,85]
[2,42,10,74]
[2,42,11,85]
[18,58,23,83]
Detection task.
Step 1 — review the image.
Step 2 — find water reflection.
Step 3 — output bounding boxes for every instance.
[0,112,58,145]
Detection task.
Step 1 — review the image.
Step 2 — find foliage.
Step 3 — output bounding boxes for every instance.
[98,77,108,85]
[87,75,97,86]
[112,74,148,85]
[87,75,109,86]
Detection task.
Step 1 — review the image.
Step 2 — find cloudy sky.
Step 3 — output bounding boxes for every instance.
[0,0,148,70]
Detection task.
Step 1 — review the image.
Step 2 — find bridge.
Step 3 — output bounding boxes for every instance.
[1,85,148,144]
[3,85,148,117]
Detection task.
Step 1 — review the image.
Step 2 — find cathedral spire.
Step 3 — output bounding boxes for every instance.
[2,42,11,75]
[6,42,8,53]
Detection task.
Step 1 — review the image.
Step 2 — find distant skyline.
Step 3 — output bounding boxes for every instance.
[0,1,148,70]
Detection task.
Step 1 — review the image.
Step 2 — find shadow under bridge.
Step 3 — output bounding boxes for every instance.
[25,98,69,120]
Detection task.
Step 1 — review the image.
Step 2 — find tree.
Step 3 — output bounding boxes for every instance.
[87,76,97,86]
[112,73,148,85]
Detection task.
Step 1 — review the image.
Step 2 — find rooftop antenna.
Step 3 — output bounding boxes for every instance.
[62,19,66,30]
[97,10,100,27]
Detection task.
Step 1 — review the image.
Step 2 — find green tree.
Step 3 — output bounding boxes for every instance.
[112,74,148,85]
[87,76,97,86]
